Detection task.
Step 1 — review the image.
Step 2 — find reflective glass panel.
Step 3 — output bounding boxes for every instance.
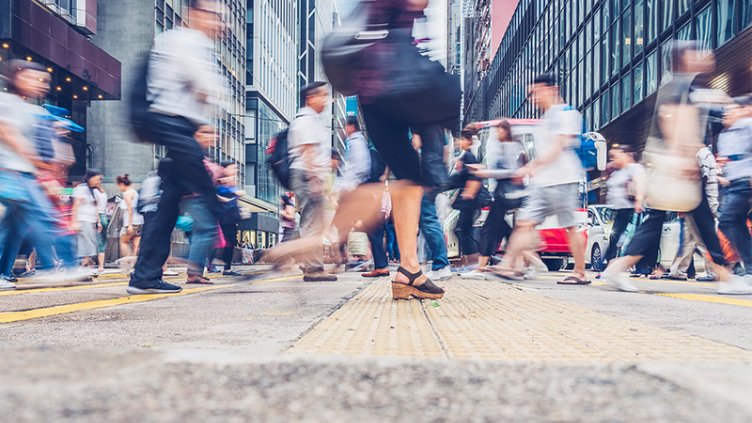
[677,0,690,17]
[594,40,601,88]
[646,50,657,94]
[602,89,611,124]
[662,0,674,32]
[633,61,643,102]
[696,6,712,49]
[677,22,691,40]
[611,84,620,118]
[717,0,736,45]
[622,71,632,110]
[745,0,752,29]
[611,15,621,75]
[623,7,632,63]
[647,0,658,41]
[635,0,645,55]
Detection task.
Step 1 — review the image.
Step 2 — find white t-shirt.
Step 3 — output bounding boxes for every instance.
[96,190,108,215]
[288,107,331,180]
[73,185,101,223]
[606,163,645,210]
[119,188,145,226]
[533,104,584,187]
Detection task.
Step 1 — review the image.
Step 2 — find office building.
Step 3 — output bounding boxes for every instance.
[87,0,247,189]
[472,0,752,147]
[243,0,299,248]
[0,0,121,178]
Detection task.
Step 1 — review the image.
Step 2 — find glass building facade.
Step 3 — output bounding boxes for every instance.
[472,0,752,145]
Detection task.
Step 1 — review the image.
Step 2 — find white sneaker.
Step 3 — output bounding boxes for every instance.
[602,268,639,293]
[460,269,487,280]
[427,266,452,281]
[28,268,91,284]
[717,275,752,295]
[163,269,180,277]
[0,280,16,290]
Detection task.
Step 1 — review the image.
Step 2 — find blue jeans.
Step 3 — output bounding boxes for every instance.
[368,222,388,270]
[420,195,449,271]
[0,172,58,271]
[719,179,752,273]
[183,197,218,277]
[0,213,24,276]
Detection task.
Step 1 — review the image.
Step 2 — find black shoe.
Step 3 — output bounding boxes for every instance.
[223,270,242,277]
[126,280,183,295]
[303,272,338,282]
[391,266,445,300]
[695,275,718,282]
[1,274,18,283]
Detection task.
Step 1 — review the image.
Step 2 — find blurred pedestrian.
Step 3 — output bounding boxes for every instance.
[94,178,109,275]
[116,174,144,263]
[286,82,337,282]
[717,97,752,277]
[0,60,88,289]
[462,120,527,280]
[492,74,588,284]
[602,41,751,295]
[128,0,226,295]
[603,145,645,266]
[451,130,484,270]
[73,170,104,272]
[279,193,298,242]
[216,161,242,277]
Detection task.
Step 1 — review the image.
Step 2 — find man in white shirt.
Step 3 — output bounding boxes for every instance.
[287,82,336,282]
[128,0,226,295]
[493,73,588,284]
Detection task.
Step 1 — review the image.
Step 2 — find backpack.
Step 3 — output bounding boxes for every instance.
[368,144,387,183]
[128,53,157,144]
[266,128,292,189]
[565,105,597,170]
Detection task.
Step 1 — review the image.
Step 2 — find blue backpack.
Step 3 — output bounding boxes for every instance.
[565,105,598,170]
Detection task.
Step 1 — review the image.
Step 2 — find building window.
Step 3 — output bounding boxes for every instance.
[695,6,712,49]
[611,84,620,119]
[601,89,611,125]
[610,15,620,76]
[594,40,601,89]
[745,0,752,29]
[622,71,632,110]
[677,0,690,17]
[717,0,737,46]
[622,7,632,65]
[647,0,659,41]
[677,22,691,40]
[601,37,609,84]
[646,50,658,94]
[662,0,675,32]
[633,61,643,102]
[635,0,645,56]
[593,97,600,129]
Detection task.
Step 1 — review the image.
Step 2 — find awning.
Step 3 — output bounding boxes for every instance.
[238,196,278,214]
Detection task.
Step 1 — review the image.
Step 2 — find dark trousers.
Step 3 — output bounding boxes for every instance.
[219,223,237,270]
[604,208,634,263]
[479,201,512,257]
[719,179,752,273]
[456,206,480,256]
[131,116,222,286]
[368,222,389,270]
[625,196,727,267]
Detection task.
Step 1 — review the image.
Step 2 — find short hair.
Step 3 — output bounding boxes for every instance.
[460,130,475,140]
[2,60,47,94]
[301,81,327,103]
[346,116,360,131]
[533,73,558,87]
[670,40,700,72]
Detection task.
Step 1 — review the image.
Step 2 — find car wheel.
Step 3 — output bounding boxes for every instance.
[543,258,565,272]
[590,243,604,271]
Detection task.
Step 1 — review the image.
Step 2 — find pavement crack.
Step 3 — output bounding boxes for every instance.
[420,300,450,358]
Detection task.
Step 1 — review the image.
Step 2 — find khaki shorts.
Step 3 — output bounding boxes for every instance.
[517,183,579,227]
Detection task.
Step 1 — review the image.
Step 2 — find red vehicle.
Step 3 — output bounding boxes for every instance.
[442,119,604,270]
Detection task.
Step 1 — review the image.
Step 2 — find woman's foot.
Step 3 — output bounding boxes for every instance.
[186,275,213,285]
[392,266,444,300]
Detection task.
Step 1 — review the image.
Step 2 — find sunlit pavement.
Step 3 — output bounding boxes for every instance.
[1,268,750,422]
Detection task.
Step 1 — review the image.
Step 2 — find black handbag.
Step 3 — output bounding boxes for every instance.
[321,1,387,96]
[494,180,526,210]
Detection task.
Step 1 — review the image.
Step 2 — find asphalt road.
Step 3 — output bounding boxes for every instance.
[1,268,750,422]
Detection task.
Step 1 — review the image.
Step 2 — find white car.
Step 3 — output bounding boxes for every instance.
[585,205,702,272]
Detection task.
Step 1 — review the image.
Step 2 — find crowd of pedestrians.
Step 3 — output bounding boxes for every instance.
[1,0,750,302]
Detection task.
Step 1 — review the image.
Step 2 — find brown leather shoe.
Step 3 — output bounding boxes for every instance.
[361,268,390,278]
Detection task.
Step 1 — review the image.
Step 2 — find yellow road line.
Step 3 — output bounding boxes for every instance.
[656,293,752,308]
[0,274,302,323]
[0,282,126,296]
[0,285,231,324]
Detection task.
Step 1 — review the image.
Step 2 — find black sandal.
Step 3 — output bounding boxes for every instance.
[391,267,445,300]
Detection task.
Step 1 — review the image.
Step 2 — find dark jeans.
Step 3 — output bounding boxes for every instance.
[385,220,400,261]
[131,115,223,286]
[456,205,480,256]
[220,223,238,270]
[479,200,512,257]
[719,179,752,273]
[604,208,634,263]
[368,222,388,270]
[0,213,24,277]
[625,195,726,267]
[420,194,450,270]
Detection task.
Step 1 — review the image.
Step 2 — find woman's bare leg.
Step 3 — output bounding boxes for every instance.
[389,182,428,285]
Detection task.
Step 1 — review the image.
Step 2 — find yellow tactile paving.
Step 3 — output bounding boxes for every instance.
[290,279,752,363]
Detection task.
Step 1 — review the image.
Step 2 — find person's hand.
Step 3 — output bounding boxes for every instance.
[718,176,731,187]
[514,165,532,178]
[127,225,134,235]
[466,164,485,171]
[460,192,475,200]
[97,222,103,233]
